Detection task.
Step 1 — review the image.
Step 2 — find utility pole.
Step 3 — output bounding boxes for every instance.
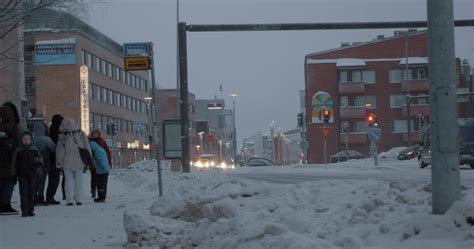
[428,0,460,214]
[232,99,237,163]
[178,22,190,173]
[405,33,412,146]
[175,0,180,119]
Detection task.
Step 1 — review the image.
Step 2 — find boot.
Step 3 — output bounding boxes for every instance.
[36,198,49,206]
[47,199,60,205]
[0,205,19,215]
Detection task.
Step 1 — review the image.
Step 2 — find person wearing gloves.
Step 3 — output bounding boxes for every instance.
[56,118,91,206]
[33,122,56,206]
[88,141,110,203]
[11,131,44,217]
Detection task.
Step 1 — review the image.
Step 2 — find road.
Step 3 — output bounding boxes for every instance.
[229,158,474,187]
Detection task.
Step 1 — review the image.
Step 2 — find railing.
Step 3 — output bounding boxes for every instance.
[338,81,365,94]
[112,148,152,169]
[402,104,429,117]
[339,106,366,119]
[401,79,429,92]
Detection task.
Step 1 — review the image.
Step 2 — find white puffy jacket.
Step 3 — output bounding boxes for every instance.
[56,118,91,170]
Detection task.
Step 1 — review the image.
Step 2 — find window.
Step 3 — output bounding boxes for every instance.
[131,98,136,112]
[101,60,106,75]
[102,88,107,103]
[339,71,348,82]
[86,53,92,68]
[107,63,113,77]
[363,70,375,84]
[81,50,86,65]
[121,70,126,83]
[89,84,94,100]
[390,95,405,108]
[417,95,428,105]
[392,120,415,133]
[354,95,376,107]
[126,73,131,85]
[25,77,35,96]
[101,115,107,131]
[416,68,426,80]
[352,71,362,82]
[355,121,369,133]
[95,57,100,72]
[96,86,101,101]
[115,67,121,81]
[108,90,113,104]
[127,97,131,110]
[340,96,348,107]
[90,113,94,129]
[122,95,127,109]
[389,69,402,83]
[134,76,139,88]
[401,69,413,81]
[116,92,121,107]
[144,80,148,92]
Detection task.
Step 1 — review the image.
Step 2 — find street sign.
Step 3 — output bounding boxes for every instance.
[368,128,381,142]
[207,134,216,143]
[123,43,150,57]
[124,57,151,71]
[133,121,145,133]
[319,126,331,139]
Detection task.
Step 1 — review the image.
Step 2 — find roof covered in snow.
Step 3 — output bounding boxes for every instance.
[336,58,367,68]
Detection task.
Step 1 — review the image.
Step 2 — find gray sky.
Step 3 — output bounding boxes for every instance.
[86,0,473,142]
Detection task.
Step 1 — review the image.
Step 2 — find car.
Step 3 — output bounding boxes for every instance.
[397,144,420,160]
[246,158,273,167]
[329,150,365,163]
[191,154,217,168]
[217,160,235,169]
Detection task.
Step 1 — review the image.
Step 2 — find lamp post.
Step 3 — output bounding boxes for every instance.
[230,93,238,163]
[144,97,153,159]
[197,131,204,155]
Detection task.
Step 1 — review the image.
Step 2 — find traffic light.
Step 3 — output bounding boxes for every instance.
[323,109,331,123]
[297,113,303,127]
[368,114,378,127]
[107,123,118,136]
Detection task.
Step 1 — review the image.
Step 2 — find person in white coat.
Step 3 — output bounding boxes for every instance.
[56,118,91,206]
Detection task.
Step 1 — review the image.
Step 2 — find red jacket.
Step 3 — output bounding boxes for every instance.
[90,137,112,167]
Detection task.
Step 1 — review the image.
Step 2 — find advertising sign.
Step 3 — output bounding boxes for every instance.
[35,38,76,65]
[79,65,90,135]
[311,91,334,124]
[124,57,151,71]
[163,119,182,159]
[123,43,150,57]
[207,102,223,110]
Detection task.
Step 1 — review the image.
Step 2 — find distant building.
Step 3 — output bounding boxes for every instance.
[23,8,150,156]
[304,30,470,163]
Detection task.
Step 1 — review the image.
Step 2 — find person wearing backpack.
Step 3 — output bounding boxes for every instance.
[0,102,21,215]
[56,118,91,206]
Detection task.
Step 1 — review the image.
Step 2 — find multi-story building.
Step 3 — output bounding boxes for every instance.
[23,8,150,152]
[304,30,470,163]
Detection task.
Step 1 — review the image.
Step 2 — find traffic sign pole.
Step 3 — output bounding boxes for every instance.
[320,126,331,164]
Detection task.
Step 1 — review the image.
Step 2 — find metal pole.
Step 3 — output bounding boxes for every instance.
[232,100,237,163]
[149,43,163,196]
[176,0,180,119]
[323,138,327,164]
[428,0,460,214]
[345,127,349,162]
[405,35,412,146]
[147,102,152,159]
[178,22,190,173]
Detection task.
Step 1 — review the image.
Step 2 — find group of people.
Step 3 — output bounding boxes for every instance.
[0,102,112,217]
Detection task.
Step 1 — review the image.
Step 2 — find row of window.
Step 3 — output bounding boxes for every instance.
[341,120,417,134]
[82,50,148,92]
[90,113,148,136]
[339,94,428,108]
[338,67,427,84]
[89,83,148,114]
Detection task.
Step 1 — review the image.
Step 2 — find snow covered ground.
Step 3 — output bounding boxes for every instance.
[1,158,473,249]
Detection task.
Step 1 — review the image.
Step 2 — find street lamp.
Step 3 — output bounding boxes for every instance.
[144,97,153,158]
[229,93,238,163]
[197,131,204,154]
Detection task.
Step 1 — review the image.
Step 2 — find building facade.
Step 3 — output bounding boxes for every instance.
[304,30,469,163]
[23,8,150,152]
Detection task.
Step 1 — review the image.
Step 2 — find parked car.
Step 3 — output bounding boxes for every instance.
[246,158,273,167]
[397,144,420,160]
[329,150,365,163]
[418,119,474,169]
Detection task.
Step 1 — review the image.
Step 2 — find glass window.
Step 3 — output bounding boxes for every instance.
[392,120,415,133]
[122,95,127,108]
[101,60,106,75]
[354,95,376,107]
[134,77,139,88]
[363,70,375,84]
[126,73,131,85]
[390,95,405,108]
[107,63,112,77]
[416,68,426,80]
[127,97,131,110]
[115,67,120,81]
[144,80,148,92]
[96,86,101,101]
[108,90,113,104]
[81,50,86,65]
[102,88,107,103]
[89,83,93,100]
[340,96,348,107]
[352,71,362,82]
[401,69,413,81]
[355,121,369,133]
[101,115,107,131]
[389,69,402,83]
[90,113,94,129]
[339,71,348,83]
[116,92,121,107]
[95,57,100,72]
[86,53,92,68]
[131,98,136,112]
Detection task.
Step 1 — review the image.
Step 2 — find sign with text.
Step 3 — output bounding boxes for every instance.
[123,43,150,57]
[207,102,223,110]
[124,57,150,71]
[79,65,90,135]
[35,38,76,65]
[163,119,182,159]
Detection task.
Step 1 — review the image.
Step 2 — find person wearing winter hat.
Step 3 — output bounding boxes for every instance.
[88,140,110,203]
[12,131,44,217]
[33,122,56,206]
[88,129,112,198]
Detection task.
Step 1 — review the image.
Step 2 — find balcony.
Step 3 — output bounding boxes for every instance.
[339,132,368,144]
[402,132,421,143]
[402,104,429,117]
[339,106,366,119]
[401,79,429,92]
[338,82,365,94]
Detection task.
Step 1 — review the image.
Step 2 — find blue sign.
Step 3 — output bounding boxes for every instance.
[35,41,76,65]
[123,43,150,57]
[368,128,382,142]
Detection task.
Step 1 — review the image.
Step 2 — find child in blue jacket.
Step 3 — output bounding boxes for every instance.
[88,141,110,203]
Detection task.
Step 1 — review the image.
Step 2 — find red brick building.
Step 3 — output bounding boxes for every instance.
[304,30,469,164]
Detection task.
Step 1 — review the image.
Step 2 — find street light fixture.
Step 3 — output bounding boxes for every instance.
[229,93,238,163]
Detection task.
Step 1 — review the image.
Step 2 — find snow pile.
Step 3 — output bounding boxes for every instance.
[379,147,406,160]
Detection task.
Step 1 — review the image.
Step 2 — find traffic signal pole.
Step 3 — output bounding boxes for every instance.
[428,0,460,214]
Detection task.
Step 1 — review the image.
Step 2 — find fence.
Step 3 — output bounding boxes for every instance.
[112,148,153,169]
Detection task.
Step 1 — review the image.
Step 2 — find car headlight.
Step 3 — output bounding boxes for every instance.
[210,161,215,167]
[407,151,413,156]
[205,162,210,167]
[220,162,227,169]
[231,164,235,169]
[195,161,202,167]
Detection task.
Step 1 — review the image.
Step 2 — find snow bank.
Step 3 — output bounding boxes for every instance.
[379,147,406,160]
[120,160,474,249]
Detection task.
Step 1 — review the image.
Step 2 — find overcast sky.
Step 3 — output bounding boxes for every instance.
[86,0,473,143]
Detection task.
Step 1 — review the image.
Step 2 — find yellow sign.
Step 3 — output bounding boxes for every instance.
[79,65,90,135]
[319,127,331,139]
[124,57,150,71]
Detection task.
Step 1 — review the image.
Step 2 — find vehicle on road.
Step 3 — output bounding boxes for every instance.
[246,158,273,167]
[397,144,420,160]
[192,154,216,168]
[329,150,365,163]
[418,119,474,169]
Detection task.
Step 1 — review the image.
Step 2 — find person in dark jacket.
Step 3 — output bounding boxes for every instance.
[12,131,44,217]
[46,114,63,204]
[33,122,56,206]
[0,102,21,215]
[89,141,110,203]
[89,129,112,198]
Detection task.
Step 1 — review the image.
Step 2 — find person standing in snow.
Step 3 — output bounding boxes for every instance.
[89,140,110,203]
[56,118,91,206]
[33,122,56,206]
[47,114,63,204]
[0,102,21,215]
[12,131,44,217]
[88,129,112,198]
